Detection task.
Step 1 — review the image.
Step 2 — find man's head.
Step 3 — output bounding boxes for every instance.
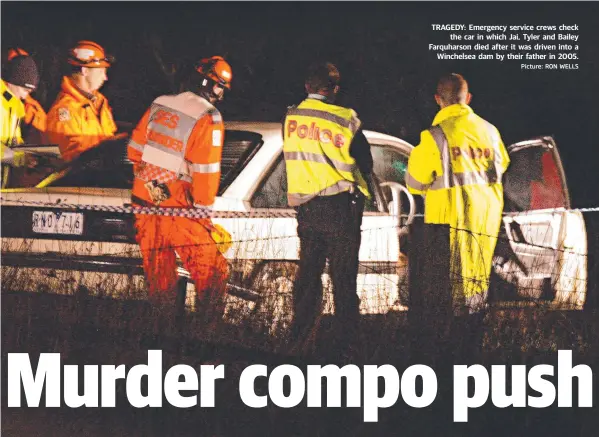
[305,62,340,101]
[68,41,113,93]
[435,73,472,108]
[193,56,232,104]
[3,54,39,100]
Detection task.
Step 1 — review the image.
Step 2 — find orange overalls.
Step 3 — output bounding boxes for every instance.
[127,91,229,308]
[46,76,119,162]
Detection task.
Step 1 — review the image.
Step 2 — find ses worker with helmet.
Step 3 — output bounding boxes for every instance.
[283,62,374,354]
[46,41,127,162]
[1,51,41,186]
[406,73,511,315]
[127,56,232,322]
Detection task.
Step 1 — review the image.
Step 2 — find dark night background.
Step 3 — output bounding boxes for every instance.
[2,2,599,436]
[2,1,599,207]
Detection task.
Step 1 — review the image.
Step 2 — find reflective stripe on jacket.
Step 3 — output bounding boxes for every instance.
[283,97,369,206]
[1,79,25,147]
[46,76,117,162]
[406,103,511,298]
[127,91,224,208]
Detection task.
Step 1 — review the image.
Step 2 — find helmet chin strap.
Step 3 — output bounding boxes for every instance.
[198,78,224,103]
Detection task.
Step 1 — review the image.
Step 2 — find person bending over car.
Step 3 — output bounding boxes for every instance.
[127,56,232,324]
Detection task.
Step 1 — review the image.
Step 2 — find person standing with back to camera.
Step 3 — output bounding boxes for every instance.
[283,62,375,357]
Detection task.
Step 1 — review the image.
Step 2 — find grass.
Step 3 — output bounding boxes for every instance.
[2,289,598,437]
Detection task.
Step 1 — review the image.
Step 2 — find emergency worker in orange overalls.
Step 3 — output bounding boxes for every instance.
[46,41,126,162]
[127,56,232,317]
[5,48,47,142]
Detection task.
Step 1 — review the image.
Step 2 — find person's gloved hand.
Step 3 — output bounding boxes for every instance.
[24,96,47,131]
[210,223,232,254]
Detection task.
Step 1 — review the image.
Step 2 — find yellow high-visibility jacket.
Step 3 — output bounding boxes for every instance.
[1,79,25,146]
[406,104,511,299]
[1,79,27,169]
[283,97,370,206]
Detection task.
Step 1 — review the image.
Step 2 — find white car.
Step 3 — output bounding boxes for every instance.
[0,122,588,330]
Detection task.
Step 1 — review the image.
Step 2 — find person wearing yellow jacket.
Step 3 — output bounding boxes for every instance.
[46,41,126,162]
[283,62,374,354]
[406,73,510,314]
[5,48,47,141]
[1,55,40,186]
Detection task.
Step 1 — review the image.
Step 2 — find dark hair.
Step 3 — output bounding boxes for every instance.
[69,64,84,75]
[305,62,340,94]
[436,73,469,105]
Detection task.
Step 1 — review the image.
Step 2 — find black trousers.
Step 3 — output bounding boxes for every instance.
[292,191,365,343]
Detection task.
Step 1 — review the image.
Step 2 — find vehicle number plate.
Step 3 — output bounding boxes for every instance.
[32,211,84,235]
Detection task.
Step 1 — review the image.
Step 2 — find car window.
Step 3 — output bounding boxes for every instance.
[251,156,288,209]
[44,130,263,192]
[219,130,264,195]
[365,145,409,212]
[47,138,133,189]
[371,145,408,185]
[50,164,134,189]
[2,154,62,189]
[503,145,567,212]
[251,144,409,210]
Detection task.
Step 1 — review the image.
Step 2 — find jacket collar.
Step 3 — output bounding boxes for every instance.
[432,103,474,125]
[307,93,328,102]
[1,79,16,102]
[61,76,104,107]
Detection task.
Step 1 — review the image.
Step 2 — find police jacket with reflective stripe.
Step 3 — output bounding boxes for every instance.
[283,96,370,206]
[1,80,26,166]
[406,103,511,298]
[1,80,25,148]
[127,91,224,209]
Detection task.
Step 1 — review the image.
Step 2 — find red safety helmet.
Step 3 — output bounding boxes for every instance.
[7,48,29,61]
[68,41,114,68]
[195,56,232,90]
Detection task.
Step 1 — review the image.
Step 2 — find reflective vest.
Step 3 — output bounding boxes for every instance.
[283,97,369,206]
[406,104,511,298]
[46,76,117,162]
[1,79,25,147]
[127,91,224,209]
[1,80,26,172]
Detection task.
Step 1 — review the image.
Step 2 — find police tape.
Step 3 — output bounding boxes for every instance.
[0,199,297,219]
[2,198,599,218]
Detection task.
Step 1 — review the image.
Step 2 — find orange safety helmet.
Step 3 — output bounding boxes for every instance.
[195,56,232,90]
[7,48,29,61]
[68,40,114,68]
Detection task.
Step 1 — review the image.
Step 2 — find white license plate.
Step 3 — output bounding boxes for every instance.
[32,211,84,235]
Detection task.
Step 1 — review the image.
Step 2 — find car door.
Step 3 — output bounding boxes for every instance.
[492,136,587,308]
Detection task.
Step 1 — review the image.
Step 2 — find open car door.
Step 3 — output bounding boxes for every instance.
[491,136,587,309]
